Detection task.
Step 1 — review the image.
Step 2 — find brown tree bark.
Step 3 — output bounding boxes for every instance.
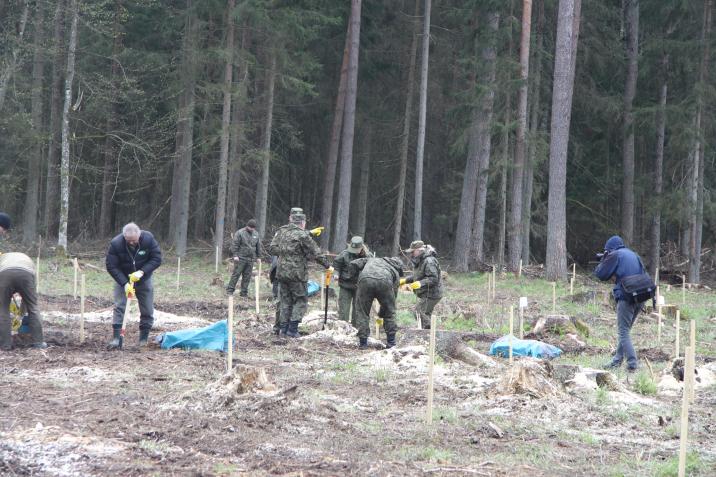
[0,0,29,112]
[44,0,67,239]
[331,0,362,253]
[227,29,249,234]
[620,0,639,246]
[413,0,431,241]
[22,0,45,244]
[320,19,351,249]
[98,0,124,238]
[648,53,667,276]
[214,0,236,254]
[507,0,533,271]
[470,12,500,262]
[254,52,276,239]
[545,0,581,281]
[354,123,372,238]
[391,0,420,256]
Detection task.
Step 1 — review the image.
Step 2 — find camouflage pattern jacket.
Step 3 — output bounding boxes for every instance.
[351,257,404,290]
[332,249,363,290]
[268,224,329,282]
[0,252,35,275]
[231,227,262,261]
[406,247,443,299]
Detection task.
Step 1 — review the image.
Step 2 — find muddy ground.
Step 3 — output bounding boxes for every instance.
[1,291,716,477]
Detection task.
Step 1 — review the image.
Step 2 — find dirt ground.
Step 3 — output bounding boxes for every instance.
[2,289,716,477]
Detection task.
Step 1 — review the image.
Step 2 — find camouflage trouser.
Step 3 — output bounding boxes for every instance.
[415,296,441,329]
[338,286,357,326]
[0,269,42,350]
[354,278,397,340]
[278,280,307,325]
[227,259,254,296]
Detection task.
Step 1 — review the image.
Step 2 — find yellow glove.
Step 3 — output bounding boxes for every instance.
[399,278,407,286]
[409,281,422,290]
[129,270,144,283]
[11,315,21,332]
[125,283,135,298]
[309,226,324,237]
[376,317,384,327]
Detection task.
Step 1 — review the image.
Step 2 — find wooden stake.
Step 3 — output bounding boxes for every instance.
[36,256,40,294]
[176,256,181,290]
[519,305,524,339]
[425,312,438,424]
[255,259,262,315]
[227,295,234,371]
[215,246,220,274]
[689,320,696,404]
[79,273,85,344]
[678,345,692,477]
[492,266,496,301]
[552,282,556,313]
[509,306,514,364]
[487,273,492,304]
[73,257,78,299]
[655,266,659,286]
[572,263,576,282]
[682,274,686,304]
[656,286,661,345]
[675,309,680,359]
[518,259,522,278]
[570,277,574,295]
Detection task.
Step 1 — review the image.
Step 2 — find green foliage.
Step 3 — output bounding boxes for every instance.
[653,452,706,477]
[634,372,657,396]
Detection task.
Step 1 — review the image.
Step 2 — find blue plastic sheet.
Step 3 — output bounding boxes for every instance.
[306,280,320,297]
[160,319,230,352]
[489,335,562,359]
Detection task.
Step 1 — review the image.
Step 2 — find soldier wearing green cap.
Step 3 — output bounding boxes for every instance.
[332,236,368,325]
[403,240,443,330]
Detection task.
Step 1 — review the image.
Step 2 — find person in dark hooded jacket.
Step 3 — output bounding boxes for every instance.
[403,240,443,329]
[594,235,643,371]
[350,257,404,349]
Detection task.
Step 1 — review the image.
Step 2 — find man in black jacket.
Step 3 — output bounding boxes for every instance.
[106,223,162,348]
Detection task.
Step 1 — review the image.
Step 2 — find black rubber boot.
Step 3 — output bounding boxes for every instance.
[386,333,396,349]
[139,329,150,346]
[359,337,368,349]
[286,321,300,338]
[107,325,122,349]
[278,322,289,337]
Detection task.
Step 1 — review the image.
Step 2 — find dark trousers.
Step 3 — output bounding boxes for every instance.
[0,268,42,349]
[278,280,307,325]
[112,278,155,331]
[355,278,398,340]
[227,259,254,296]
[611,299,641,368]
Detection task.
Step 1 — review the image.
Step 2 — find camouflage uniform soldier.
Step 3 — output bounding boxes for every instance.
[403,240,443,329]
[268,213,331,337]
[226,219,262,297]
[351,257,404,349]
[332,236,367,325]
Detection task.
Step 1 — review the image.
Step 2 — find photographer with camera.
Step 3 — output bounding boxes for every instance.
[594,235,654,372]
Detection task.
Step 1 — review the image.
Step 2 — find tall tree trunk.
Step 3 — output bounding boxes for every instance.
[470,12,500,262]
[255,52,276,239]
[507,0,533,271]
[391,0,420,256]
[193,104,210,239]
[331,0,362,252]
[498,103,511,266]
[0,0,29,112]
[522,0,544,265]
[320,19,351,249]
[98,0,123,238]
[648,53,667,276]
[44,0,66,239]
[620,0,639,246]
[227,29,248,234]
[689,0,712,284]
[169,1,197,253]
[22,0,45,244]
[58,0,79,251]
[354,123,372,238]
[214,0,236,255]
[412,0,431,240]
[545,0,581,281]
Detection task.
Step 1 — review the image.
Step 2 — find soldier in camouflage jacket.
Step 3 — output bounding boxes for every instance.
[404,241,443,329]
[226,219,262,297]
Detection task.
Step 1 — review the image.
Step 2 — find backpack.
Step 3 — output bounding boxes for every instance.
[620,256,656,305]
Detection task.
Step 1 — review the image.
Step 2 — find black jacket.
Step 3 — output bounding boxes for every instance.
[106,231,163,286]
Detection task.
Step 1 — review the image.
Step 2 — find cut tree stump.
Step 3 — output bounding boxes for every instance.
[531,315,590,338]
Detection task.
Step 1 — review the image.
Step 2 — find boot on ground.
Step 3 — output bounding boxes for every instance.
[139,329,150,346]
[107,325,122,349]
[286,321,300,338]
[386,333,396,349]
[359,337,368,349]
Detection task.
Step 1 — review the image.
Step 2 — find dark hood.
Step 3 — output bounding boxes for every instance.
[382,257,405,273]
[604,235,625,252]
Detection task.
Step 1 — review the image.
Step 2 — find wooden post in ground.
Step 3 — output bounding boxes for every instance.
[227,295,234,371]
[689,320,696,404]
[655,266,659,286]
[492,266,496,301]
[519,297,527,339]
[675,309,680,359]
[656,286,662,345]
[572,263,576,283]
[255,259,262,315]
[682,275,686,304]
[509,306,514,364]
[36,256,40,293]
[570,277,574,295]
[215,246,220,274]
[518,259,522,278]
[176,256,181,290]
[79,273,86,344]
[425,312,438,425]
[552,282,556,313]
[678,345,693,477]
[73,257,79,299]
[487,272,492,304]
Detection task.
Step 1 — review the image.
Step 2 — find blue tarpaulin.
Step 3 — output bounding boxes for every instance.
[306,280,320,297]
[489,335,562,359]
[160,319,230,352]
